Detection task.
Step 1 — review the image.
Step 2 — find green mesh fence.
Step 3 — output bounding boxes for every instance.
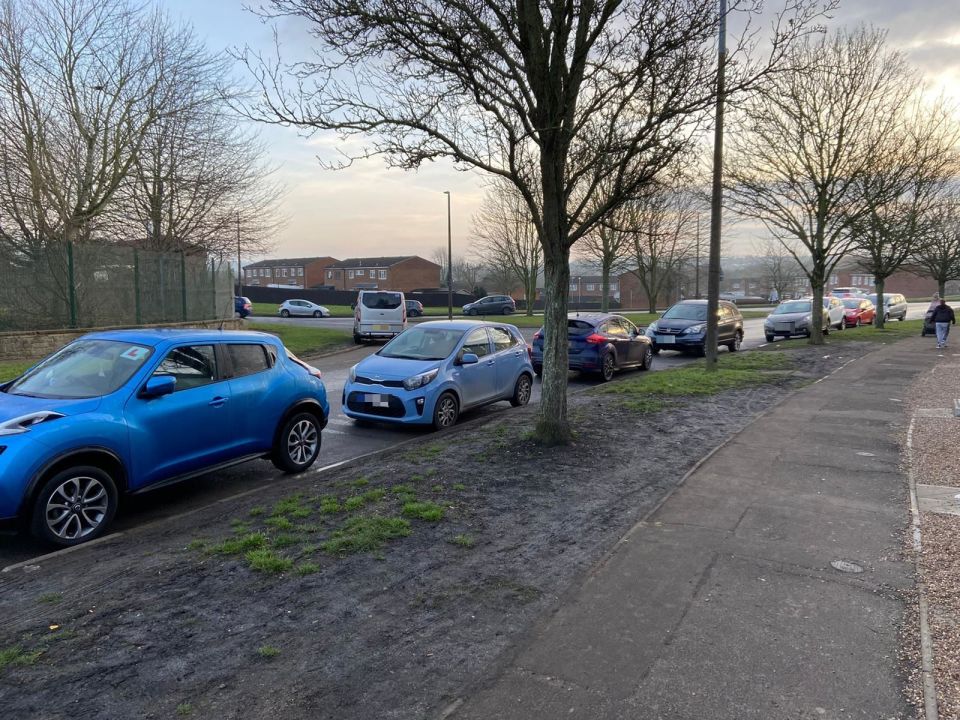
[0,242,233,331]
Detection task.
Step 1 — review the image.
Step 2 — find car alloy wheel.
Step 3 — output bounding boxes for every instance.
[433,393,459,430]
[600,353,615,382]
[32,466,117,546]
[502,307,512,315]
[511,374,532,406]
[728,332,742,352]
[469,308,478,316]
[313,310,322,318]
[280,309,290,318]
[765,334,775,343]
[273,412,321,473]
[639,346,652,371]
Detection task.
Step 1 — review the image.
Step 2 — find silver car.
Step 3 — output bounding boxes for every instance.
[764,298,842,341]
[278,299,331,318]
[865,293,908,322]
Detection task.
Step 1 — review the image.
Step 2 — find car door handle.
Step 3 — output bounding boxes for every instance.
[209,396,228,408]
[485,360,495,366]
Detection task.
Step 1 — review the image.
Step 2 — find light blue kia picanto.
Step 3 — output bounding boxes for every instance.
[342,320,533,429]
[0,329,328,547]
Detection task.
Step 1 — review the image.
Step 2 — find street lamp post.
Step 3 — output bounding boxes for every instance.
[705,0,727,371]
[577,276,582,310]
[443,191,452,320]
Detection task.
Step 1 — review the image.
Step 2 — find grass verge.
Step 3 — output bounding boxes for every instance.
[760,319,924,349]
[247,323,352,356]
[0,360,32,382]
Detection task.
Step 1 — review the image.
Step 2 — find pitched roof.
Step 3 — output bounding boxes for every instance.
[328,256,418,269]
[244,256,336,269]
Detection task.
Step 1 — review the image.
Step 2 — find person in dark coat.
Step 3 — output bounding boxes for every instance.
[931,299,956,349]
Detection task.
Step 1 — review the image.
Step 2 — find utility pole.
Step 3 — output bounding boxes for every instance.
[444,191,452,319]
[695,215,701,299]
[236,212,241,297]
[705,0,727,371]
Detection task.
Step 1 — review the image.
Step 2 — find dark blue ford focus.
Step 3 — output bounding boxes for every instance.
[531,313,653,381]
[0,329,328,546]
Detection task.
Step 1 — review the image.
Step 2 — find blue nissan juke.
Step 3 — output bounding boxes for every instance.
[0,329,329,547]
[342,320,534,429]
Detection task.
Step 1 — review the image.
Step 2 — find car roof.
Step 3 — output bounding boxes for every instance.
[416,319,517,331]
[81,328,283,347]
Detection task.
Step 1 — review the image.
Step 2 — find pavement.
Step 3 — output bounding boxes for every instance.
[448,337,936,720]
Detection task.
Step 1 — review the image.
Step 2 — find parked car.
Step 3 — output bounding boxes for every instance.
[234,296,252,319]
[531,313,652,381]
[354,290,407,343]
[278,299,331,318]
[405,299,424,317]
[646,299,743,355]
[0,330,329,546]
[763,298,838,341]
[343,321,532,429]
[864,293,908,322]
[823,296,847,329]
[841,297,876,327]
[829,287,867,297]
[462,295,516,316]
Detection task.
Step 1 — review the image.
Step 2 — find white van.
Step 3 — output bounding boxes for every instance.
[353,290,407,344]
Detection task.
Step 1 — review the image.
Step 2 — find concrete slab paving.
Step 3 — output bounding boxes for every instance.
[448,339,932,720]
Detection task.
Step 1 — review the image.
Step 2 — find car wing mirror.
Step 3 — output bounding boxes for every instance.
[142,375,176,398]
[459,352,479,365]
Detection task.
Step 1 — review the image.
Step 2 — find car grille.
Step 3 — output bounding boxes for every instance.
[354,375,405,388]
[347,392,406,418]
[656,327,682,335]
[773,322,794,332]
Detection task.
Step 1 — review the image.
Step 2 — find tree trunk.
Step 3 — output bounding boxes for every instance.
[524,273,535,316]
[600,261,610,312]
[874,277,886,329]
[809,280,825,344]
[939,279,946,298]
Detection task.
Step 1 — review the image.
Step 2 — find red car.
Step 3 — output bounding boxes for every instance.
[842,297,876,327]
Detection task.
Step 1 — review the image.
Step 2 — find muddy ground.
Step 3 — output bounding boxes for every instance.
[0,344,875,719]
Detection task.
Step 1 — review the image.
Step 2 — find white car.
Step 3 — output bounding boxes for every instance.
[821,295,846,329]
[278,299,331,318]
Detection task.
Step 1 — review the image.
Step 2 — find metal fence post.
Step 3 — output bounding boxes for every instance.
[134,248,142,325]
[67,241,77,328]
[180,250,188,322]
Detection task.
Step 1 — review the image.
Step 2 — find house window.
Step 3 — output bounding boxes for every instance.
[611,283,619,292]
[379,270,387,280]
[348,270,355,279]
[298,267,303,277]
[327,271,332,279]
[586,284,595,291]
[370,269,376,278]
[569,283,578,291]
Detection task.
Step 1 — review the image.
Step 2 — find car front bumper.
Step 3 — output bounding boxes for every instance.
[341,382,433,425]
[650,332,705,350]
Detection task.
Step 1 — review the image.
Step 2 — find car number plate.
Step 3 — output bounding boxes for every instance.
[364,394,389,407]
[372,324,389,331]
[657,335,675,344]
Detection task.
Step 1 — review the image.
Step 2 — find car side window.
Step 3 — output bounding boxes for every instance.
[605,320,628,338]
[621,318,639,335]
[462,328,491,358]
[489,327,516,352]
[227,344,270,378]
[152,345,218,391]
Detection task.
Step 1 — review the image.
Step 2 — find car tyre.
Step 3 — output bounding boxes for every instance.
[727,331,742,352]
[651,345,660,355]
[884,313,890,323]
[510,374,533,407]
[765,334,775,343]
[280,309,290,318]
[433,392,459,430]
[502,306,512,315]
[31,465,118,547]
[353,333,362,345]
[272,412,322,473]
[313,310,322,318]
[639,346,653,371]
[599,352,616,382]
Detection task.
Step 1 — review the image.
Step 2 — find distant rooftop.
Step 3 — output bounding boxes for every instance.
[329,256,434,269]
[244,256,336,269]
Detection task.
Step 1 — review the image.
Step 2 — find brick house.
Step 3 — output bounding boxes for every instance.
[243,257,338,289]
[323,256,441,292]
[833,261,939,298]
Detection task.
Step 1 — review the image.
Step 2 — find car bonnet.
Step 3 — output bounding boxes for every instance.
[356,354,442,381]
[0,392,102,424]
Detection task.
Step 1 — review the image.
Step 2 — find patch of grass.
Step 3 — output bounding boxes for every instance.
[763,318,924,348]
[209,533,267,555]
[319,496,342,514]
[271,494,311,519]
[321,516,411,555]
[452,483,466,491]
[599,363,778,399]
[351,477,369,488]
[391,484,414,494]
[410,474,423,483]
[245,549,293,573]
[248,506,266,517]
[273,534,302,549]
[0,360,32,382]
[431,484,443,493]
[186,539,208,552]
[38,592,63,604]
[0,645,42,670]
[248,323,352,356]
[265,516,295,531]
[257,645,281,658]
[451,534,475,548]
[176,703,193,716]
[230,519,251,534]
[362,488,386,502]
[343,495,367,511]
[403,501,445,522]
[296,562,321,576]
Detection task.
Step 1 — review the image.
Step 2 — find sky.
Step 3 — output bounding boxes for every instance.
[163,0,960,264]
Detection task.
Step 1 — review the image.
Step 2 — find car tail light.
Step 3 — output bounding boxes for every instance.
[585,333,607,344]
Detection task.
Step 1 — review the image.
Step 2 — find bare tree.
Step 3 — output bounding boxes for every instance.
[625,180,699,312]
[727,27,916,343]
[472,180,541,315]
[914,195,960,298]
[430,247,449,289]
[452,259,485,295]
[753,239,802,302]
[482,260,519,297]
[575,219,631,313]
[237,0,831,443]
[849,99,960,327]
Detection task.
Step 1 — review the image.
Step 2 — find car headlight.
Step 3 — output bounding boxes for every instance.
[682,324,705,334]
[799,315,811,325]
[403,368,439,391]
[646,323,657,336]
[348,365,357,383]
[764,319,773,328]
[0,411,64,436]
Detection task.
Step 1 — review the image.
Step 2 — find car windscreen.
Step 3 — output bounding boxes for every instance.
[378,327,464,360]
[842,299,861,309]
[772,301,811,315]
[661,304,707,321]
[5,339,153,399]
[361,292,402,310]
